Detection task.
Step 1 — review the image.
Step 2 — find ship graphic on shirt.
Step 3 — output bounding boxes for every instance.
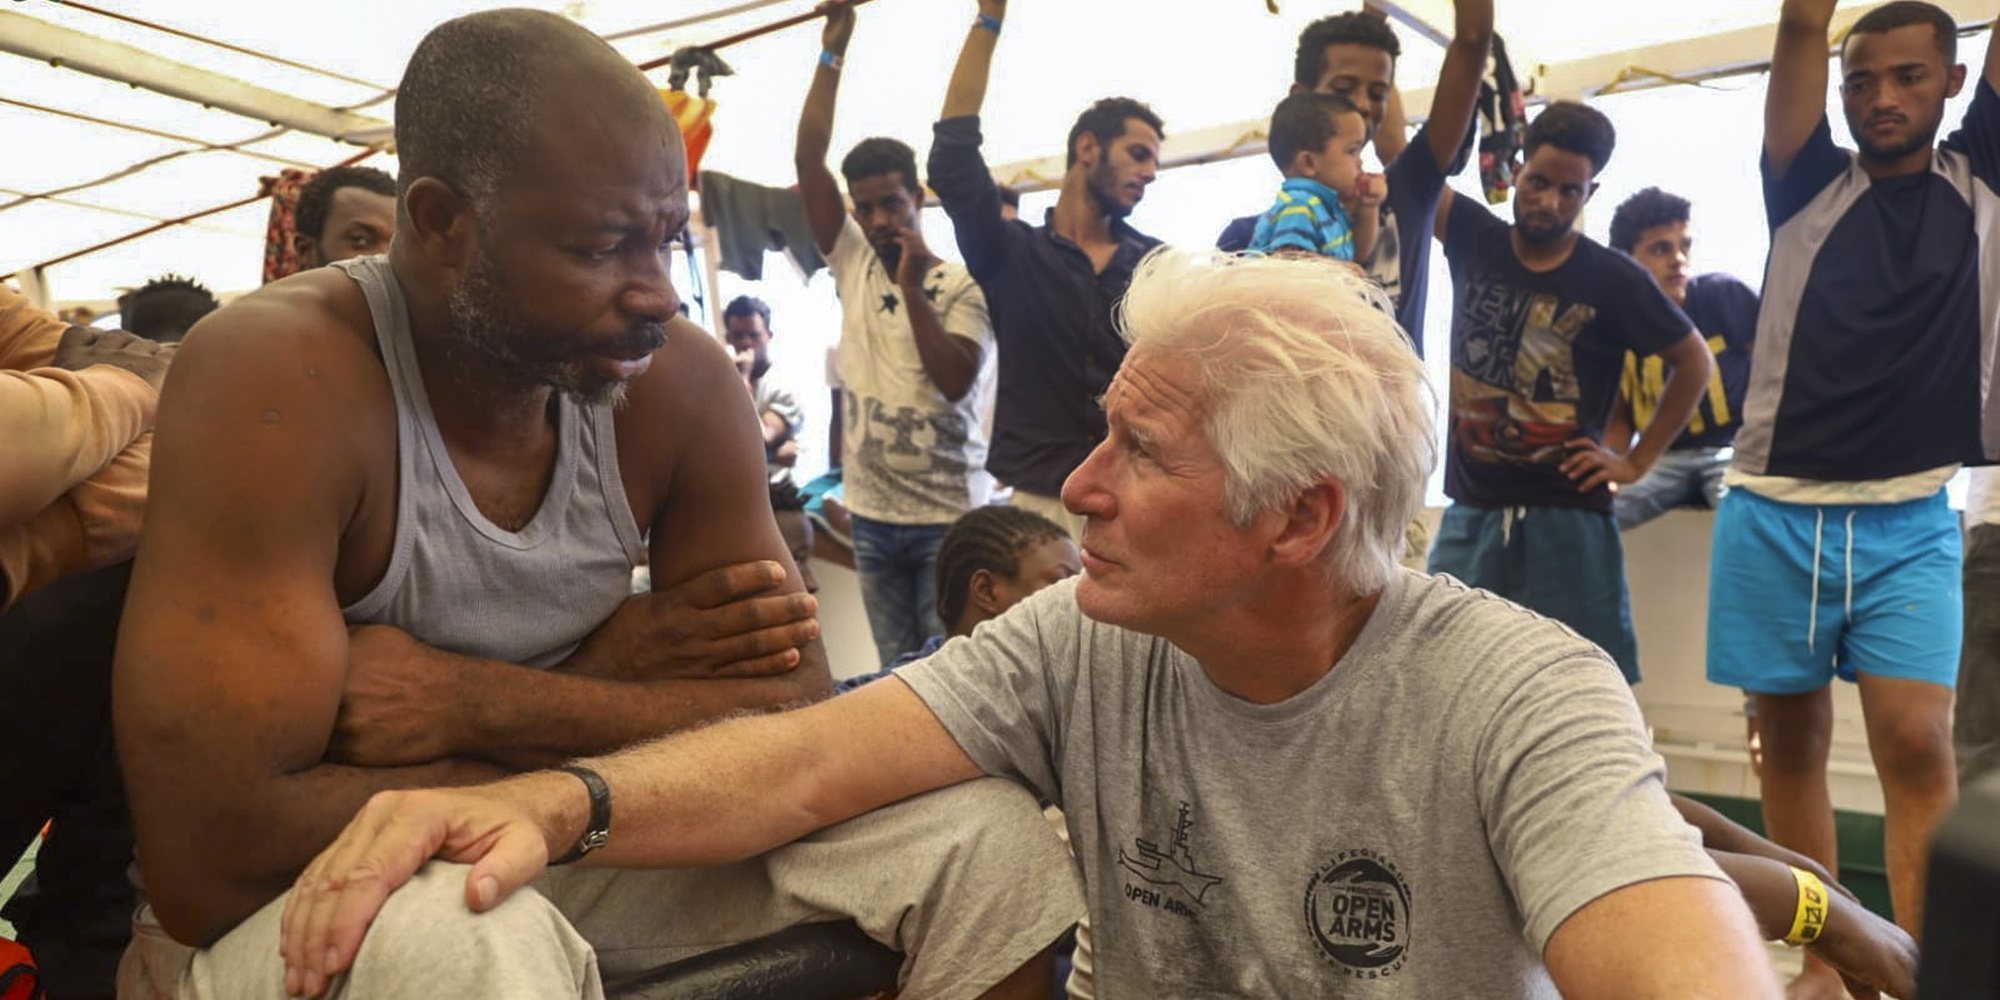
[1118,800,1224,907]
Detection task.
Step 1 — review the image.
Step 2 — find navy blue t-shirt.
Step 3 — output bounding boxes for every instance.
[1218,121,1457,349]
[1441,196,1694,512]
[1736,79,2000,479]
[1619,273,1759,450]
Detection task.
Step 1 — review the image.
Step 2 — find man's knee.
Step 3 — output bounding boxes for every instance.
[351,862,584,976]
[1867,708,1955,785]
[838,780,1081,994]
[1755,691,1836,772]
[186,862,597,999]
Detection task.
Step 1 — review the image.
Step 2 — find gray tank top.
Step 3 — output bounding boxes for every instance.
[333,256,645,667]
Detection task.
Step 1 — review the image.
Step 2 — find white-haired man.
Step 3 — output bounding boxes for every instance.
[279,249,1783,997]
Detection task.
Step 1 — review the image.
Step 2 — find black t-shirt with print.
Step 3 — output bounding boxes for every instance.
[1441,196,1693,512]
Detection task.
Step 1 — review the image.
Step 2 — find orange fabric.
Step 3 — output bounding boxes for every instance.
[663,91,718,188]
[260,168,312,284]
[0,285,153,525]
[0,434,151,607]
[0,284,155,608]
[0,936,39,1000]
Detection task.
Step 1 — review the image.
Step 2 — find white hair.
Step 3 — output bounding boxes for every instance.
[1118,248,1435,592]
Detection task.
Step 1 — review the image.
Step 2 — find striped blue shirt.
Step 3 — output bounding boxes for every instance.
[1248,177,1355,261]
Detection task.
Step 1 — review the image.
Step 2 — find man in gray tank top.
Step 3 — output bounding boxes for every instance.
[113,10,1080,999]
[275,231,1844,995]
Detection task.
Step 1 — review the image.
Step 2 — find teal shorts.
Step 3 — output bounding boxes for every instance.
[1705,488,1961,694]
[1428,504,1639,682]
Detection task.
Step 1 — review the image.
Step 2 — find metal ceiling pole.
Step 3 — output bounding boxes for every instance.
[6,148,379,279]
[0,125,286,213]
[0,186,209,225]
[636,0,877,72]
[0,9,390,142]
[603,0,797,42]
[48,0,392,91]
[0,96,321,170]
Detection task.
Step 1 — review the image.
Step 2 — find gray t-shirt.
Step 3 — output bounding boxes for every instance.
[898,570,1720,997]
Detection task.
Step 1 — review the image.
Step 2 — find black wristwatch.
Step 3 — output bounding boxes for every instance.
[550,765,612,865]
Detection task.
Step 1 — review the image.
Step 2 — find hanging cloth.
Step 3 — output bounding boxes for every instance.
[258,169,312,284]
[662,90,719,186]
[697,171,827,281]
[1476,34,1527,205]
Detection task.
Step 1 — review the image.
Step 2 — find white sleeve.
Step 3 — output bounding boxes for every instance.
[824,213,870,282]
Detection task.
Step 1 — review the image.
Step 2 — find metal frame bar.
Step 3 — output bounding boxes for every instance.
[0,9,389,142]
[984,2,1996,187]
[0,95,320,170]
[49,0,390,92]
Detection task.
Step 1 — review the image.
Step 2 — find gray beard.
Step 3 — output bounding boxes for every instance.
[444,253,632,408]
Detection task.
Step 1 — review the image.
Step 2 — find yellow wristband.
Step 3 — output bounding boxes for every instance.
[1784,867,1829,946]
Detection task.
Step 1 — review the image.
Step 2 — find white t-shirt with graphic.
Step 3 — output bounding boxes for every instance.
[898,572,1721,996]
[826,214,996,525]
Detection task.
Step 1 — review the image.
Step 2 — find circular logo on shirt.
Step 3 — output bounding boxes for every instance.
[1304,849,1411,978]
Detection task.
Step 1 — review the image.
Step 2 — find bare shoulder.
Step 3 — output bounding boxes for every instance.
[612,316,749,514]
[152,267,396,530]
[174,268,380,389]
[179,268,378,376]
[628,314,738,412]
[163,268,392,442]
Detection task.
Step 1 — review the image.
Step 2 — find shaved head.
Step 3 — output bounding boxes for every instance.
[392,8,687,407]
[395,8,678,208]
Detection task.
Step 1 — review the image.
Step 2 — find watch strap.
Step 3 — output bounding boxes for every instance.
[550,765,611,865]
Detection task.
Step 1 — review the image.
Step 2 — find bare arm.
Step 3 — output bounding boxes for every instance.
[1423,0,1495,169]
[1767,0,1838,177]
[413,324,833,768]
[1705,849,1918,1000]
[828,386,844,464]
[1352,208,1381,268]
[928,2,1017,279]
[1562,331,1711,492]
[1350,175,1388,268]
[278,677,983,995]
[1543,876,1778,998]
[893,227,982,401]
[1360,3,1409,164]
[583,677,978,865]
[1672,793,1829,877]
[940,0,1005,119]
[113,296,506,946]
[761,409,794,446]
[794,3,855,256]
[1624,332,1711,474]
[1987,7,2000,92]
[1604,385,1636,453]
[1375,86,1409,166]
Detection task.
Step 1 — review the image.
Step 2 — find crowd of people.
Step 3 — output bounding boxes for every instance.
[2,0,1995,996]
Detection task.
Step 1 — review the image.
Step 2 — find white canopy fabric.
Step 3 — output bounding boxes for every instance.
[0,0,1937,302]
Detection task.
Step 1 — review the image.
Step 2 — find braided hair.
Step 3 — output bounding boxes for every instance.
[934,506,1072,633]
